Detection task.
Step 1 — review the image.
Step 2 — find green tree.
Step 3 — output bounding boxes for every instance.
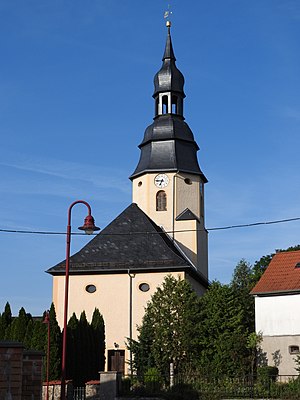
[130,275,201,376]
[253,245,300,283]
[10,307,32,343]
[246,331,263,375]
[198,281,251,377]
[230,259,255,332]
[48,303,61,380]
[65,309,105,386]
[0,302,12,339]
[294,354,300,374]
[66,313,79,384]
[78,311,93,384]
[91,308,105,373]
[23,318,35,348]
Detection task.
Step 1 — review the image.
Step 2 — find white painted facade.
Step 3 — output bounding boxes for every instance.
[254,293,300,376]
[255,294,300,336]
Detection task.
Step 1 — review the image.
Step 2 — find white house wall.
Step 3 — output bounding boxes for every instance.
[255,294,300,336]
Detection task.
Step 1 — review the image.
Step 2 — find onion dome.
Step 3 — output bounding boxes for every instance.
[153,25,185,97]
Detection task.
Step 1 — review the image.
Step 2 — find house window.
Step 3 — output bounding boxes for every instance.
[156,190,167,211]
[289,345,300,354]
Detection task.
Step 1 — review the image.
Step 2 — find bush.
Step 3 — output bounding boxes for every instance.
[144,367,163,392]
[164,383,199,400]
[257,365,279,382]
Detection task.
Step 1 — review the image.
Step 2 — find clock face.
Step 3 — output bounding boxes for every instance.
[154,174,169,188]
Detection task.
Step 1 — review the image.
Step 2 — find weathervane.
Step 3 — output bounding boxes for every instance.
[164,3,173,28]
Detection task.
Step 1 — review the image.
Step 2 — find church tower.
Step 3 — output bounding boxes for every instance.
[47,21,209,375]
[130,22,208,279]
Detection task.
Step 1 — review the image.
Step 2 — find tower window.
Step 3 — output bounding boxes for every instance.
[172,95,178,114]
[156,190,167,211]
[184,178,192,185]
[162,95,168,114]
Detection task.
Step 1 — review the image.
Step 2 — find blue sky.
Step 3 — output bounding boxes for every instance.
[0,0,299,316]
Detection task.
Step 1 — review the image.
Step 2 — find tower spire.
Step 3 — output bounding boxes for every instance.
[130,25,207,182]
[162,21,176,61]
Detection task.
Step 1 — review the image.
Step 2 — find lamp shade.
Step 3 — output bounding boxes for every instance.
[78,215,100,235]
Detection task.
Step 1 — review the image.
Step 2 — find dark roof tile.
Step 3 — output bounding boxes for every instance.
[47,203,196,275]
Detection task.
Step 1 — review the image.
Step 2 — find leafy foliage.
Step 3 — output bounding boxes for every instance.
[197,281,251,376]
[48,303,62,380]
[253,244,300,282]
[129,275,202,376]
[10,307,31,343]
[66,308,105,386]
[231,259,255,332]
[0,302,61,381]
[0,302,12,339]
[91,307,106,372]
[130,259,262,379]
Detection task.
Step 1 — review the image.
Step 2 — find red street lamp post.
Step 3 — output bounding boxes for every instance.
[60,200,100,400]
[43,310,50,400]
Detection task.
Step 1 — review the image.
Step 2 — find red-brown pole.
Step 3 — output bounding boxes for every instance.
[60,200,99,400]
[43,310,50,400]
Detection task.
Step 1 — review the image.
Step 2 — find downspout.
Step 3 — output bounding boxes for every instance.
[172,173,178,241]
[128,269,134,378]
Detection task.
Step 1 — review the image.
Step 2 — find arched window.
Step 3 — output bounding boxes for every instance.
[156,191,167,211]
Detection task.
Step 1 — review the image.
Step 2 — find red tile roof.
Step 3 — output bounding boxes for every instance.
[251,250,300,295]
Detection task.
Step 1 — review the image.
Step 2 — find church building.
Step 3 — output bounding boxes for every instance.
[47,22,208,374]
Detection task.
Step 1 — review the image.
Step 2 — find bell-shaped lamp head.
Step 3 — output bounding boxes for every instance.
[78,215,100,235]
[43,310,50,324]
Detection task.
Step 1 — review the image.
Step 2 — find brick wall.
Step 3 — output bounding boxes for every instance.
[0,341,43,400]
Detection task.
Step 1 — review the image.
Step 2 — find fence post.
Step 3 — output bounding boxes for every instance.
[170,362,174,388]
[99,371,120,400]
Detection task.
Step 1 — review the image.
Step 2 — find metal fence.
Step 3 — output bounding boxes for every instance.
[119,373,300,399]
[72,386,86,400]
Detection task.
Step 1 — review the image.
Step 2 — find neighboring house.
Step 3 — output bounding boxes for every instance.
[251,250,300,376]
[47,22,209,374]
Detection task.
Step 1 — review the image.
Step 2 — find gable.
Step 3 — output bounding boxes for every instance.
[46,203,205,280]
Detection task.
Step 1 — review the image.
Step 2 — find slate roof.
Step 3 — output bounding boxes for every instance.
[130,116,207,180]
[47,203,208,287]
[251,250,300,295]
